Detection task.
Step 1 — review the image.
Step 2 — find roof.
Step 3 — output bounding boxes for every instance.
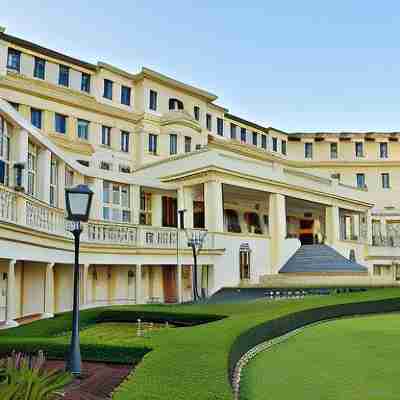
[280,244,368,273]
[0,32,97,71]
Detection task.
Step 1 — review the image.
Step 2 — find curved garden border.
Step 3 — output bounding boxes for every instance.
[228,297,400,396]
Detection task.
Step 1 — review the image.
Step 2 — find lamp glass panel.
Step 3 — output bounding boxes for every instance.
[68,192,89,216]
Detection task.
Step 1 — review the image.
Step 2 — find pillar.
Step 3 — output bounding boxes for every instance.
[204,180,224,232]
[325,205,339,245]
[136,264,142,304]
[91,178,103,220]
[130,184,141,225]
[177,264,183,303]
[365,209,372,245]
[43,263,55,318]
[37,148,51,204]
[152,194,163,227]
[13,128,28,189]
[178,187,194,229]
[5,259,18,327]
[269,193,286,273]
[82,264,90,305]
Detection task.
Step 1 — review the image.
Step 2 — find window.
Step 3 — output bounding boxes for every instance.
[7,49,20,72]
[119,165,131,173]
[58,65,69,87]
[304,142,313,158]
[217,118,224,136]
[103,181,131,222]
[382,173,390,189]
[162,196,177,227]
[240,248,251,280]
[355,141,364,157]
[169,98,184,110]
[140,191,152,225]
[330,142,338,159]
[252,132,258,146]
[259,135,266,150]
[55,113,67,134]
[103,79,113,100]
[281,139,287,155]
[77,119,89,140]
[33,57,45,79]
[8,102,19,111]
[206,114,212,131]
[30,108,42,129]
[65,168,74,188]
[356,173,366,188]
[0,116,10,186]
[185,136,192,153]
[121,131,130,152]
[121,86,131,106]
[27,142,37,196]
[194,106,200,121]
[170,134,177,155]
[240,128,246,143]
[50,157,58,207]
[148,134,158,154]
[101,126,111,146]
[149,90,157,111]
[100,161,111,171]
[380,142,388,159]
[272,137,278,152]
[230,123,237,139]
[81,73,91,93]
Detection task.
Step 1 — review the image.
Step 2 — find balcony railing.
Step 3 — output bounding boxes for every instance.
[0,185,214,250]
[372,235,400,247]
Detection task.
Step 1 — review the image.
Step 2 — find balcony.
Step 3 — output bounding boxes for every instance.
[0,185,214,250]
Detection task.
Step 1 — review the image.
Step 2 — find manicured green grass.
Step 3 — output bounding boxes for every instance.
[240,313,400,400]
[1,289,400,399]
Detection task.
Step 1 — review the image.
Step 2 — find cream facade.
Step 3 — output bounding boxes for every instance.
[0,27,396,327]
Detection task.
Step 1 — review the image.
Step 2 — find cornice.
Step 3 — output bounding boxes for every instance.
[0,73,142,124]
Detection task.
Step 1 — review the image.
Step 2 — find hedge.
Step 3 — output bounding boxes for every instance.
[228,297,400,384]
[0,338,150,364]
[97,310,226,326]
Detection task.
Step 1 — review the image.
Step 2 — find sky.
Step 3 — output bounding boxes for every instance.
[2,1,400,132]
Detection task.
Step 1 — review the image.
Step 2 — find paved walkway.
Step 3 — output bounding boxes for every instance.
[46,361,132,400]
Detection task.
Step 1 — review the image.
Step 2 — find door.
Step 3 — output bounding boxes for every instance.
[163,266,177,303]
[299,219,314,245]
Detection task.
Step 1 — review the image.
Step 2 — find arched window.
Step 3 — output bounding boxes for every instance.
[169,98,184,110]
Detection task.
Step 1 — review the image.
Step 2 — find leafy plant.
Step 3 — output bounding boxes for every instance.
[0,351,72,399]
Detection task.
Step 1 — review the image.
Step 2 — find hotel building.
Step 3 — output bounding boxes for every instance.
[0,27,397,327]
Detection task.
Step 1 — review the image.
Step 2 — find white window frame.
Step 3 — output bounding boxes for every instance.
[102,181,131,223]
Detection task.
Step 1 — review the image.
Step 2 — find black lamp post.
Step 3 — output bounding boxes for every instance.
[65,184,93,375]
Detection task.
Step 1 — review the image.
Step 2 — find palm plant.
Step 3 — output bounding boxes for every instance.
[0,351,72,399]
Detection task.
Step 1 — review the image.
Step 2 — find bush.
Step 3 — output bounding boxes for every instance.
[0,340,150,365]
[97,310,225,326]
[0,351,72,400]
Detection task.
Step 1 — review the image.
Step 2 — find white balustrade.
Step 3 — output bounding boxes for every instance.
[86,222,137,245]
[25,200,65,235]
[0,187,16,223]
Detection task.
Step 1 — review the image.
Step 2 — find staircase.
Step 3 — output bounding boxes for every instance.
[279,244,367,274]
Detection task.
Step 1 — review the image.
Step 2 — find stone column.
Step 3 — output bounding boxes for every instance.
[130,184,141,225]
[13,128,28,189]
[37,148,51,204]
[177,264,183,303]
[136,264,142,304]
[365,209,372,246]
[325,205,339,245]
[91,178,103,220]
[43,263,55,318]
[82,264,90,306]
[177,187,194,229]
[204,180,224,232]
[5,259,18,328]
[269,193,286,273]
[152,194,163,227]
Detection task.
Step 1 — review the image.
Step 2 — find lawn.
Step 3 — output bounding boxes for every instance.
[1,289,400,399]
[240,313,400,400]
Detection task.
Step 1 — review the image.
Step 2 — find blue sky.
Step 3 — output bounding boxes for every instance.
[2,1,400,132]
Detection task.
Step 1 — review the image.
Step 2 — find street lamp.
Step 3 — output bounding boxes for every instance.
[185,229,207,302]
[65,184,93,375]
